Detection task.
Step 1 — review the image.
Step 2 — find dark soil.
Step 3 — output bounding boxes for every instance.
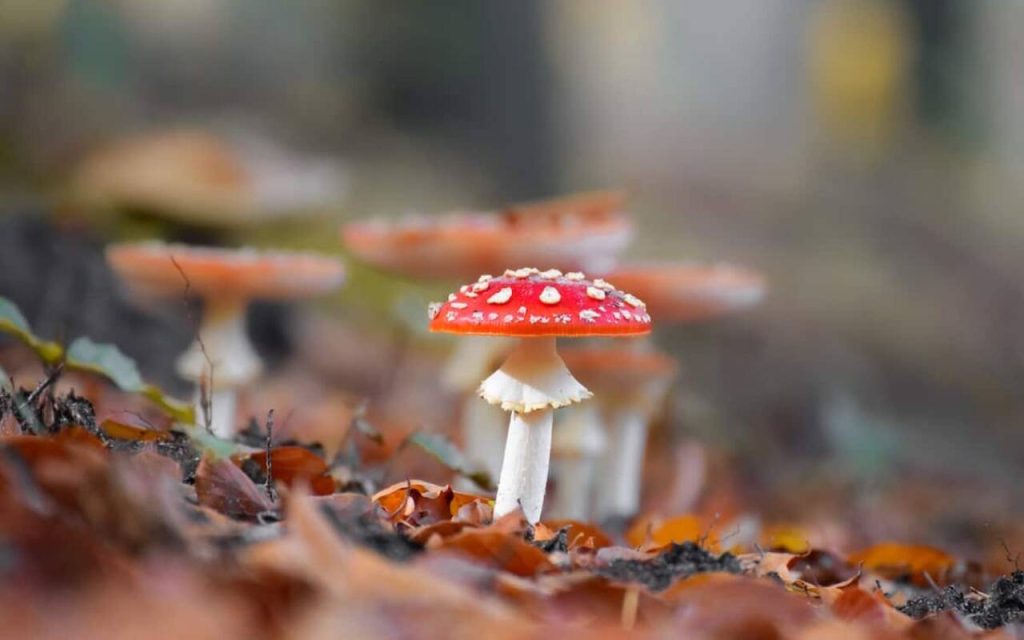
[525,525,570,553]
[596,541,742,591]
[318,503,423,562]
[899,571,1024,629]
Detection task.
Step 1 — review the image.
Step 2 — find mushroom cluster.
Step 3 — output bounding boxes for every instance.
[428,268,652,523]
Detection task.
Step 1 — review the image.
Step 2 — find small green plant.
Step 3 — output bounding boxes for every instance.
[0,296,193,423]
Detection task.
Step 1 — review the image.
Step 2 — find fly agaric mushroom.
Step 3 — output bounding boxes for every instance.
[106,241,345,437]
[428,268,652,523]
[561,347,678,520]
[343,191,632,489]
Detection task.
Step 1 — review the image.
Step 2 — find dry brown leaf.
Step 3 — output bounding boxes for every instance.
[438,528,555,577]
[625,513,720,552]
[237,446,334,496]
[195,456,275,520]
[373,480,490,526]
[848,542,958,586]
[542,519,614,550]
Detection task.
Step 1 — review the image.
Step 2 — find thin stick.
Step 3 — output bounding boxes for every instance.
[264,409,276,501]
[621,587,640,630]
[170,255,215,431]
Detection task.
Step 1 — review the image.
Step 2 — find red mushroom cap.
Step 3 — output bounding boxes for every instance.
[428,268,652,337]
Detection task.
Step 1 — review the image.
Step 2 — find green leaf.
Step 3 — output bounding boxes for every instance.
[406,432,494,492]
[175,422,238,459]
[66,337,145,391]
[0,297,63,365]
[142,385,195,424]
[65,338,194,424]
[350,401,383,445]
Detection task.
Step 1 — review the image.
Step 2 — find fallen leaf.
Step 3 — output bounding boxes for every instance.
[626,513,720,552]
[439,528,555,577]
[195,456,275,520]
[238,446,334,496]
[849,542,958,586]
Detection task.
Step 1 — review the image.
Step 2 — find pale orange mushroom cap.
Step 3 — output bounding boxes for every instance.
[106,241,346,301]
[341,190,632,280]
[561,347,678,396]
[606,263,766,323]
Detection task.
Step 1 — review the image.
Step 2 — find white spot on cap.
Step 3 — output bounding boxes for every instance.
[565,272,585,281]
[428,303,441,319]
[478,274,493,282]
[471,281,490,293]
[539,268,562,279]
[447,293,457,302]
[450,302,468,309]
[487,287,513,304]
[586,286,606,301]
[539,287,561,304]
[579,309,600,322]
[593,278,614,291]
[624,293,644,308]
[464,291,478,298]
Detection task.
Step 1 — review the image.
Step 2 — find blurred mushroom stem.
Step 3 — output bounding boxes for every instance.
[443,335,513,490]
[177,298,262,438]
[456,398,507,491]
[549,402,606,520]
[594,408,649,520]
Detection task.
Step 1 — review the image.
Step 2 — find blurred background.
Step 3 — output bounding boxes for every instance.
[1,0,1024,539]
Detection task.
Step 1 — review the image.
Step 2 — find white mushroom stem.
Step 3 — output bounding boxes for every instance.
[176,297,263,438]
[595,408,650,519]
[549,402,606,520]
[494,408,553,523]
[484,336,591,523]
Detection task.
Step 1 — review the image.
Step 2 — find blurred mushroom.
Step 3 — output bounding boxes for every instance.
[606,263,766,322]
[596,262,766,519]
[341,190,632,280]
[106,241,345,437]
[561,347,678,520]
[428,267,652,523]
[548,400,606,520]
[69,129,348,229]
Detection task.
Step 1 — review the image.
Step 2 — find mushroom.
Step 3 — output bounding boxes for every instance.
[560,347,678,520]
[341,190,632,280]
[548,400,607,520]
[428,268,652,523]
[343,192,633,487]
[69,129,348,228]
[590,262,766,519]
[606,262,766,322]
[106,241,345,437]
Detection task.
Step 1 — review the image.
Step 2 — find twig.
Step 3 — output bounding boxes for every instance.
[170,255,214,431]
[264,409,277,501]
[23,362,64,407]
